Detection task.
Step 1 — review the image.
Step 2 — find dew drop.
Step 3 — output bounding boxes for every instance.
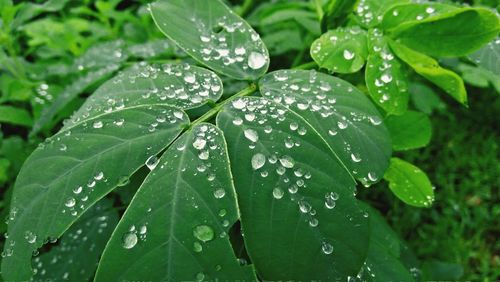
[279,155,295,168]
[145,155,159,170]
[122,232,138,249]
[272,187,284,199]
[244,129,259,142]
[248,52,266,70]
[251,153,266,170]
[93,121,103,129]
[321,241,333,254]
[193,225,214,243]
[343,50,355,60]
[65,198,76,208]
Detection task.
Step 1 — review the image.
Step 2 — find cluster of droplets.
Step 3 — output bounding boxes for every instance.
[261,70,382,185]
[355,0,384,26]
[66,63,220,127]
[74,40,126,72]
[61,171,106,217]
[187,14,268,71]
[390,5,438,22]
[121,224,148,249]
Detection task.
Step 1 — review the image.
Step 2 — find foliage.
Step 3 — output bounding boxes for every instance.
[0,0,498,281]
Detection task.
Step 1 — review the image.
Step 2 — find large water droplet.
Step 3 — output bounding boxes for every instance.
[251,153,266,170]
[193,225,214,243]
[122,232,138,249]
[248,52,266,69]
[145,155,160,170]
[244,129,259,142]
[279,155,295,168]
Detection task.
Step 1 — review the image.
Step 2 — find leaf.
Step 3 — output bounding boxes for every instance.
[389,40,467,106]
[322,0,358,29]
[357,203,414,281]
[65,63,223,129]
[384,158,434,208]
[126,39,180,59]
[70,40,128,73]
[354,0,409,27]
[95,123,256,281]
[217,97,369,280]
[366,31,409,115]
[311,26,368,73]
[31,199,119,281]
[388,8,500,57]
[0,105,33,127]
[260,69,391,186]
[385,111,432,151]
[409,82,446,115]
[31,65,120,135]
[2,62,224,280]
[150,0,270,80]
[468,37,500,75]
[381,2,458,30]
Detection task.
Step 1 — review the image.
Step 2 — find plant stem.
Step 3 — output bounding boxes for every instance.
[238,0,254,17]
[190,83,257,127]
[293,61,317,70]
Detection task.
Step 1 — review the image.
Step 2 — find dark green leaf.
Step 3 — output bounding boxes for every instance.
[384,158,434,208]
[409,82,446,115]
[0,105,33,127]
[260,69,391,186]
[217,97,369,280]
[385,111,432,151]
[95,123,256,281]
[150,0,269,80]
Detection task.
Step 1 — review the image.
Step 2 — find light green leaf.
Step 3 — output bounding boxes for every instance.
[409,82,446,115]
[388,8,500,57]
[384,158,434,208]
[381,2,458,30]
[260,69,391,186]
[31,199,118,281]
[70,40,128,73]
[217,97,369,280]
[468,37,500,75]
[385,111,432,151]
[354,0,409,27]
[389,40,467,105]
[95,123,256,281]
[366,31,409,115]
[311,26,368,73]
[150,0,269,80]
[0,105,33,127]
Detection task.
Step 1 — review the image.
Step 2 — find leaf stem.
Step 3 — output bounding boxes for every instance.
[190,83,257,127]
[293,61,317,70]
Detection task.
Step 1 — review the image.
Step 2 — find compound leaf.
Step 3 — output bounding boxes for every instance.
[95,123,256,281]
[217,97,369,280]
[150,0,269,80]
[311,26,368,73]
[260,69,391,186]
[385,111,432,151]
[384,158,434,208]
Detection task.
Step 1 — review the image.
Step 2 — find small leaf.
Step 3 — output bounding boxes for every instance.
[260,69,391,186]
[354,0,410,27]
[385,110,432,151]
[381,2,458,30]
[389,40,467,105]
[31,199,118,281]
[365,31,409,115]
[468,37,500,75]
[0,105,33,127]
[217,97,369,280]
[388,8,500,57]
[384,158,434,208]
[150,0,269,80]
[95,123,256,281]
[409,82,446,115]
[311,26,368,73]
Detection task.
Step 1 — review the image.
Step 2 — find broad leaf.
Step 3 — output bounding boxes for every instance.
[409,82,446,115]
[468,37,500,75]
[217,97,369,280]
[95,123,256,281]
[311,26,368,73]
[260,69,391,186]
[354,0,409,27]
[150,0,270,80]
[0,105,33,127]
[385,111,431,151]
[366,31,409,115]
[384,158,434,208]
[381,2,458,30]
[388,8,500,57]
[389,41,467,105]
[71,40,128,73]
[31,199,118,281]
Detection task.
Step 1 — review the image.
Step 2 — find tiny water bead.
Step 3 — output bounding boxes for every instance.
[122,232,138,249]
[193,225,214,243]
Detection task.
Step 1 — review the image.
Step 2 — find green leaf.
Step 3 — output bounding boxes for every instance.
[95,123,256,281]
[389,40,467,106]
[0,158,10,185]
[311,26,368,73]
[150,0,269,80]
[388,8,500,57]
[260,69,391,186]
[354,0,410,27]
[358,203,414,281]
[0,105,33,127]
[322,0,358,29]
[31,199,118,281]
[365,31,409,115]
[468,37,500,75]
[385,110,432,151]
[384,158,434,208]
[217,97,369,280]
[409,82,446,115]
[381,2,458,30]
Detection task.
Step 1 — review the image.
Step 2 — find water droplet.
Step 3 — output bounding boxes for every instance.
[279,155,295,168]
[272,188,284,199]
[343,50,355,60]
[193,241,203,253]
[193,138,207,150]
[251,153,266,170]
[248,52,266,69]
[213,188,226,199]
[351,153,362,162]
[65,198,76,208]
[321,241,333,254]
[193,225,214,243]
[93,121,103,129]
[184,72,196,84]
[145,155,159,170]
[244,129,259,142]
[122,232,138,249]
[381,73,392,83]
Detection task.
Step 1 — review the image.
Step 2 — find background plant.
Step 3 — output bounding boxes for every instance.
[0,0,499,281]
